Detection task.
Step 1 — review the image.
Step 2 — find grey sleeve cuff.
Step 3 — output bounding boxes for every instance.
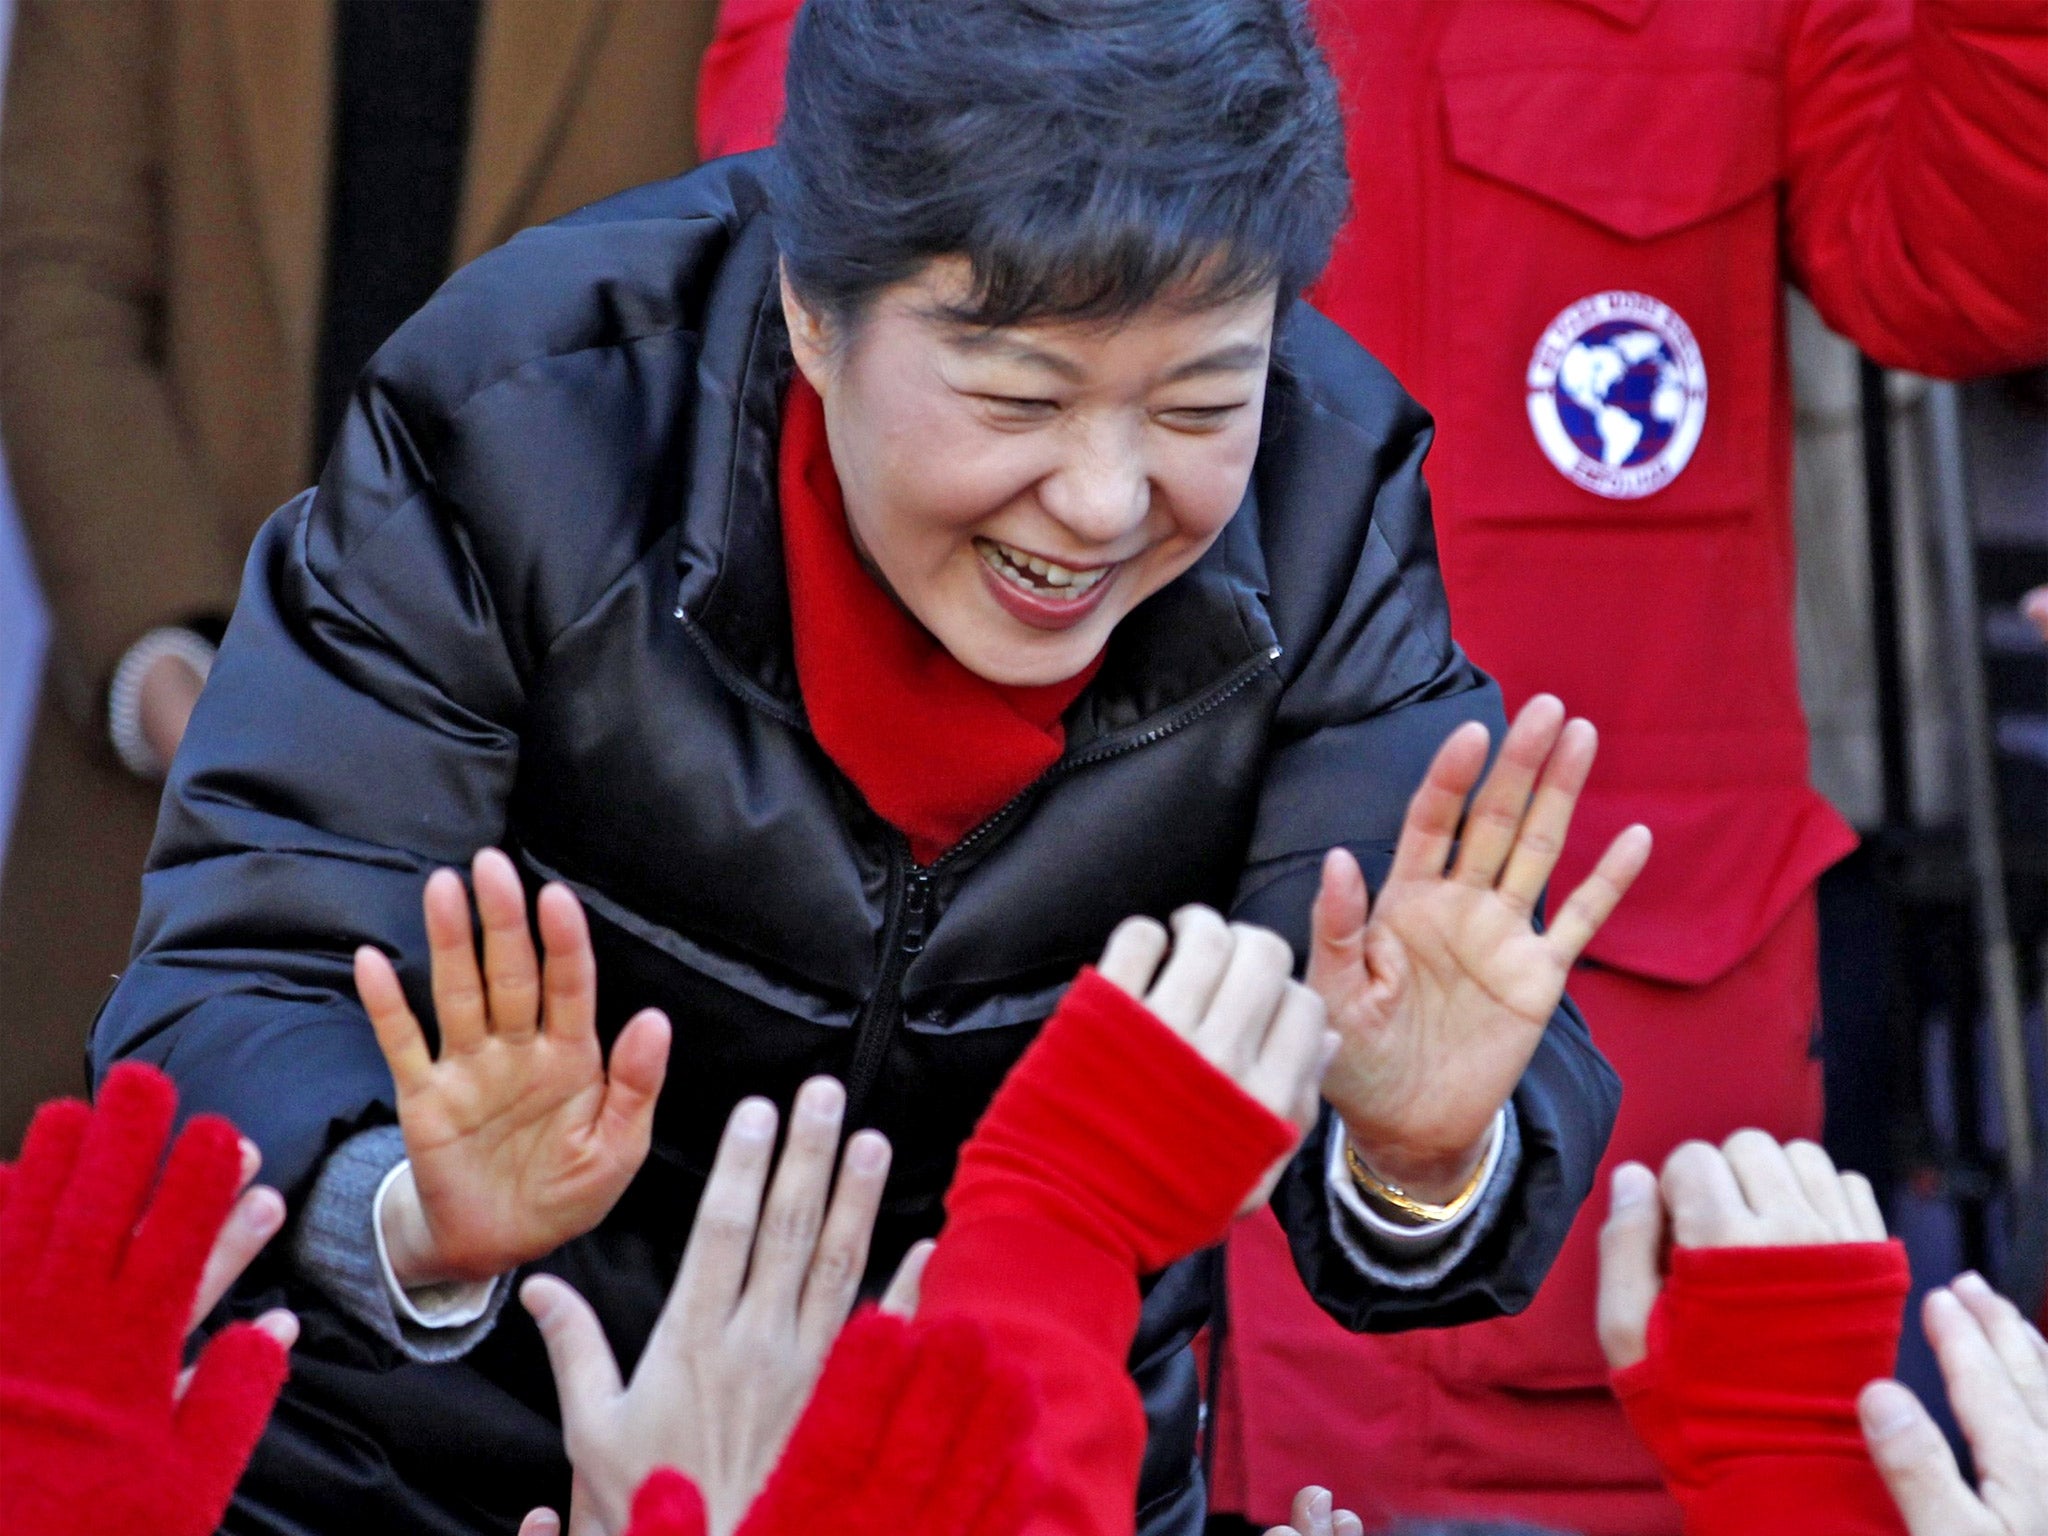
[292,1125,513,1363]
[1323,1103,1523,1292]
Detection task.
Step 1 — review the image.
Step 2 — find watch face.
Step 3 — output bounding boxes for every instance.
[1526,290,1708,500]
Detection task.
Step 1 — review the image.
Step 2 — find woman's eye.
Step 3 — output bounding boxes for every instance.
[979,394,1060,418]
[1159,404,1244,429]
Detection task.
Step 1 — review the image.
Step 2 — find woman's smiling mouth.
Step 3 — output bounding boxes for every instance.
[974,536,1121,630]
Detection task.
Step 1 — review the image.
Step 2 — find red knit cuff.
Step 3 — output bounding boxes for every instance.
[949,968,1299,1272]
[1684,1454,1907,1536]
[1614,1239,1910,1529]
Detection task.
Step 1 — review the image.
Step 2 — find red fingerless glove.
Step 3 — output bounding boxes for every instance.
[1613,1241,1912,1536]
[943,967,1299,1273]
[624,1308,1041,1536]
[0,1064,291,1536]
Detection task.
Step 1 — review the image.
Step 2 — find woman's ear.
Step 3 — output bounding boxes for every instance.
[779,264,838,400]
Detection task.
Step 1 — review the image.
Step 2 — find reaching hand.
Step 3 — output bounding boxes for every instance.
[1262,1485,1364,1536]
[1860,1274,2048,1536]
[1596,1130,1888,1371]
[521,1079,923,1536]
[356,847,673,1285]
[1311,694,1650,1200]
[1094,906,1335,1211]
[0,1064,296,1536]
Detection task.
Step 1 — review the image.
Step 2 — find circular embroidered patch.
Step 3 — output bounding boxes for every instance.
[1525,291,1707,499]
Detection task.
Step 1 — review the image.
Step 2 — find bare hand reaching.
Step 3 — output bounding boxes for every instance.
[520,1079,922,1536]
[1094,906,1335,1211]
[1312,694,1651,1201]
[356,848,673,1286]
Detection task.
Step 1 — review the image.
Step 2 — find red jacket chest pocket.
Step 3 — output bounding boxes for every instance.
[1428,43,1783,527]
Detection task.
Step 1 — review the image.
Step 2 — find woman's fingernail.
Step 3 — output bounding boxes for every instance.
[1954,1270,1990,1298]
[799,1077,846,1120]
[849,1133,889,1173]
[241,1188,285,1237]
[1310,1489,1332,1520]
[1610,1163,1655,1210]
[732,1099,776,1139]
[1859,1380,1919,1440]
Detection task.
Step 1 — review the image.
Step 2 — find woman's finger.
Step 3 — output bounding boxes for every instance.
[1333,1512,1364,1536]
[1305,848,1371,1002]
[1143,906,1236,1033]
[537,882,599,1047]
[356,946,435,1090]
[1840,1170,1889,1242]
[1494,716,1597,917]
[669,1097,779,1334]
[1923,1286,2037,1474]
[881,1238,934,1317]
[518,1511,562,1536]
[187,1181,286,1331]
[1859,1380,1991,1536]
[1950,1272,2048,1431]
[1241,981,1328,1129]
[1659,1139,1753,1248]
[1096,916,1170,998]
[1388,721,1490,884]
[594,1008,672,1152]
[1595,1162,1664,1371]
[1721,1130,1820,1239]
[1782,1139,1857,1240]
[474,848,541,1038]
[1450,695,1564,891]
[1288,1485,1335,1536]
[733,1077,846,1329]
[1189,924,1294,1078]
[521,1274,624,1435]
[1542,824,1652,969]
[422,868,489,1054]
[797,1129,893,1356]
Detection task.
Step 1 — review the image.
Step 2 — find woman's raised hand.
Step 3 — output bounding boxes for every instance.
[520,1079,919,1536]
[1096,906,1335,1210]
[1311,695,1651,1201]
[355,848,673,1286]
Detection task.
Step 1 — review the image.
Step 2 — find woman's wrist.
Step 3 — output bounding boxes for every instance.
[1342,1120,1494,1215]
[379,1162,457,1289]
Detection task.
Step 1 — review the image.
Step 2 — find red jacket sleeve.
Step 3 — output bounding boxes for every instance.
[918,968,1298,1536]
[1784,0,2048,377]
[697,0,803,158]
[1612,1241,1912,1536]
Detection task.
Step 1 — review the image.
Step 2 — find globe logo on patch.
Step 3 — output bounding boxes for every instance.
[1525,291,1707,499]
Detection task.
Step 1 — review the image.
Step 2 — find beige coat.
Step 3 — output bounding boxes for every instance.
[0,0,721,1144]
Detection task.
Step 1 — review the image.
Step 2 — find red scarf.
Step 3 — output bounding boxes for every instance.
[779,375,1101,865]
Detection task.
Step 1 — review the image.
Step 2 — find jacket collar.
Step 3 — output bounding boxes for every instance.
[670,168,1279,753]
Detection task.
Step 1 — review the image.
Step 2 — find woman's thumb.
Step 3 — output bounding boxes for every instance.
[1307,848,1369,989]
[1595,1162,1664,1371]
[1859,1380,1984,1534]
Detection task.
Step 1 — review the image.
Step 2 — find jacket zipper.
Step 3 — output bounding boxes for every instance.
[838,642,1281,1123]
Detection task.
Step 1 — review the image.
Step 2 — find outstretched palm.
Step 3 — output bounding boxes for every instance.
[1311,696,1651,1195]
[356,848,673,1285]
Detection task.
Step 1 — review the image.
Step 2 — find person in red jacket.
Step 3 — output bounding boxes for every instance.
[690,3,2048,1530]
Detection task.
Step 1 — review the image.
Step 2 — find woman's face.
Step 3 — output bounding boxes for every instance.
[784,259,1275,687]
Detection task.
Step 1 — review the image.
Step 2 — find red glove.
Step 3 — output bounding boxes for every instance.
[625,1308,1040,1536]
[1613,1241,1912,1536]
[0,1063,290,1536]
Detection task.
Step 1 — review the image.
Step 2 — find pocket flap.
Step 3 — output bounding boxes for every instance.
[1442,62,1780,241]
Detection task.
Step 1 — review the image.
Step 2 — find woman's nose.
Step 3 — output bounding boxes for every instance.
[1040,428,1149,547]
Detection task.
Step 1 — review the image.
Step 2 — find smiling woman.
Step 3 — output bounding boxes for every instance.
[90,2,1638,1533]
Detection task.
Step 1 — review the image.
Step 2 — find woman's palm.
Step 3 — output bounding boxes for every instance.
[1312,699,1650,1180]
[356,849,673,1283]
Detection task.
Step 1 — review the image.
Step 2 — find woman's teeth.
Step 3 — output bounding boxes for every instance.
[977,539,1112,598]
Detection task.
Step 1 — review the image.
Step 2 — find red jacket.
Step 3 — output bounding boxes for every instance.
[698,0,2048,989]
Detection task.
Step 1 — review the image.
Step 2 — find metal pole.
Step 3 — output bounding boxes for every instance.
[1921,380,2033,1190]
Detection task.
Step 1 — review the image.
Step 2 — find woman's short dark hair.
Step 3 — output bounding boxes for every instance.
[774,0,1350,333]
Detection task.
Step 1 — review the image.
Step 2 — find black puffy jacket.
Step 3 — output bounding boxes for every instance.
[95,155,1618,1536]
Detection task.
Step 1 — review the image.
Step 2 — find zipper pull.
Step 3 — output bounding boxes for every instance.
[900,868,931,956]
